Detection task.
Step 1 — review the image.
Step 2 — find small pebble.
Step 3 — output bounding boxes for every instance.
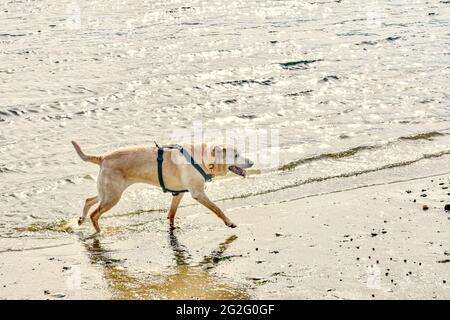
[422,205,429,211]
[49,292,66,298]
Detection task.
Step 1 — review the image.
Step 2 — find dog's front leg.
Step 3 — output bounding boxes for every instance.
[167,193,184,227]
[191,190,236,228]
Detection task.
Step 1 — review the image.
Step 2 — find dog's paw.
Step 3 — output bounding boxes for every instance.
[227,222,237,228]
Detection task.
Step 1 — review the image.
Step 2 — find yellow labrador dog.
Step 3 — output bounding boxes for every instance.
[72,141,253,236]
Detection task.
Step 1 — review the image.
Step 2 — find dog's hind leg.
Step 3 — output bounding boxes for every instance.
[89,195,121,236]
[167,193,184,227]
[79,195,99,225]
[88,170,126,236]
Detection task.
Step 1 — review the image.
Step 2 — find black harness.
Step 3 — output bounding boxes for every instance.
[155,142,213,196]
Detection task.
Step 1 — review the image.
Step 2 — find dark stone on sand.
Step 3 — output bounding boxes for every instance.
[371,232,378,237]
[413,199,416,203]
[406,190,412,193]
[422,205,429,211]
[420,194,427,197]
[444,204,450,212]
[437,259,450,263]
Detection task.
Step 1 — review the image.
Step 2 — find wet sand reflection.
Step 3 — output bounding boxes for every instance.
[83,230,249,299]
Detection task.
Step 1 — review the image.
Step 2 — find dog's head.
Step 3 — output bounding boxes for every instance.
[207,144,254,177]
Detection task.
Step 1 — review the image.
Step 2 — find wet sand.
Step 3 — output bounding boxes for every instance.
[1,0,450,300]
[1,157,449,300]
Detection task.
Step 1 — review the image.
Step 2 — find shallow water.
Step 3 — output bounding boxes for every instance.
[1,0,450,298]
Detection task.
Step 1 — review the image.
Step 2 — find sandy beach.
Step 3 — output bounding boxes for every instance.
[1,0,450,300]
[1,154,449,300]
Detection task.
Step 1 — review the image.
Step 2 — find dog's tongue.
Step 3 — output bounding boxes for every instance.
[228,165,246,177]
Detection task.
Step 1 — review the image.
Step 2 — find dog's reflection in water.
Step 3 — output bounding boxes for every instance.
[84,230,249,299]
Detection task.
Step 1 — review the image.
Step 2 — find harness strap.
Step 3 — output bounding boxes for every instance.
[156,143,212,196]
[179,147,213,182]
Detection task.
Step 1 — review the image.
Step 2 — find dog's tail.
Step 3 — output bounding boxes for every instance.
[71,141,103,165]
